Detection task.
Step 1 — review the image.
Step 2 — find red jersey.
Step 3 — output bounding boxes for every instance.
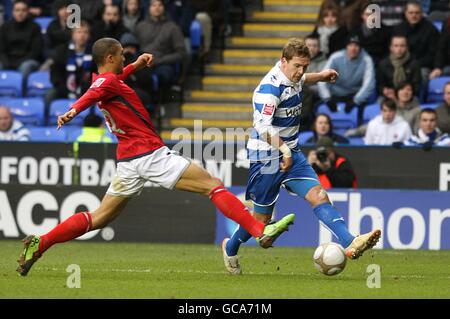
[70,64,165,161]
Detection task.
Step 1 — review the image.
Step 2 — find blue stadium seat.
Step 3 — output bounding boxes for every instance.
[363,103,380,123]
[317,103,358,129]
[428,76,450,103]
[299,131,314,145]
[48,99,83,125]
[0,71,23,97]
[27,71,52,96]
[349,137,365,145]
[420,103,438,109]
[66,126,83,142]
[190,20,202,52]
[29,126,67,142]
[6,97,45,125]
[34,16,54,34]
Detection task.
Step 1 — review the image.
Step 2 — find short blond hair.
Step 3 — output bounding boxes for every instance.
[282,38,310,61]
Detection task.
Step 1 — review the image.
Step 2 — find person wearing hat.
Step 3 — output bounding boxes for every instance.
[317,33,375,123]
[307,136,357,189]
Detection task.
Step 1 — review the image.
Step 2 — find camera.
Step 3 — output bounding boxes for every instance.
[316,147,329,163]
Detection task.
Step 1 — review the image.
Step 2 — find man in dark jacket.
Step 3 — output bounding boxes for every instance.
[135,0,186,88]
[430,22,450,80]
[91,4,130,42]
[0,0,43,79]
[377,34,421,100]
[393,1,440,75]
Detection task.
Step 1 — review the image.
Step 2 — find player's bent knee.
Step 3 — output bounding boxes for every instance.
[307,185,330,206]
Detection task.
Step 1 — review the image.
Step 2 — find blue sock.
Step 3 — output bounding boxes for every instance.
[313,203,355,248]
[225,225,252,256]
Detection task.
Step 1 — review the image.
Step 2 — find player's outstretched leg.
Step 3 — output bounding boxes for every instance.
[286,181,381,260]
[175,163,295,249]
[16,195,129,276]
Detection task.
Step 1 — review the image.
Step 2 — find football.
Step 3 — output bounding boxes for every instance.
[313,242,347,276]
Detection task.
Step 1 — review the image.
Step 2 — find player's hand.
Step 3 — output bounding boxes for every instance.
[321,69,339,83]
[280,155,293,172]
[135,53,153,70]
[57,108,77,130]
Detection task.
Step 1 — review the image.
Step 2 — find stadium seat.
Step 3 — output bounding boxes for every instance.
[428,76,450,103]
[48,99,83,125]
[190,20,202,52]
[34,16,54,34]
[348,137,365,145]
[0,71,23,97]
[420,103,438,109]
[29,126,67,142]
[27,71,52,96]
[363,103,380,123]
[317,103,358,129]
[66,126,83,142]
[6,97,45,125]
[299,131,314,145]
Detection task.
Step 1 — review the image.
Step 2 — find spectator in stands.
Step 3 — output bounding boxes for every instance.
[122,0,144,33]
[318,34,375,121]
[28,0,54,17]
[429,22,450,80]
[46,21,95,110]
[135,0,186,89]
[75,113,113,143]
[47,0,72,49]
[91,4,130,42]
[0,106,30,141]
[305,113,349,145]
[405,108,450,148]
[393,0,440,82]
[0,0,43,80]
[395,82,420,133]
[75,0,104,24]
[340,0,369,31]
[190,0,223,56]
[120,33,154,111]
[351,4,390,65]
[305,33,326,94]
[307,136,357,189]
[364,98,411,145]
[314,3,348,57]
[436,81,450,134]
[377,35,420,100]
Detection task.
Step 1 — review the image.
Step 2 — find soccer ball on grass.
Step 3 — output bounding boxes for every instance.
[313,242,347,276]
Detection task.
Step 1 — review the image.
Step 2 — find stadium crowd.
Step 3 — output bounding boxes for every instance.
[0,0,448,148]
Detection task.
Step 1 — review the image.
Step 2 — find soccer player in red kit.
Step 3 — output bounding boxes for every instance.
[16,38,295,276]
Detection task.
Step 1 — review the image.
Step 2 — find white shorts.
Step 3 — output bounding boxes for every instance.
[106,146,191,197]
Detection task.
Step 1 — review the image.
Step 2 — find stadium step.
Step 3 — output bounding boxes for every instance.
[243,23,315,37]
[227,37,290,49]
[182,103,252,120]
[170,118,253,129]
[223,49,281,65]
[263,0,321,12]
[202,76,261,91]
[249,11,318,23]
[205,63,272,76]
[184,90,253,103]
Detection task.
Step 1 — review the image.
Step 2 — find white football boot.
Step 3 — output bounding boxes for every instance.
[221,238,242,275]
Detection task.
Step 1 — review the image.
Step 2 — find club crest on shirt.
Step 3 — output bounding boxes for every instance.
[90,77,106,88]
[262,103,275,116]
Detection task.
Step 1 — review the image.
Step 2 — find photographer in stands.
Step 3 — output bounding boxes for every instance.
[307,136,357,189]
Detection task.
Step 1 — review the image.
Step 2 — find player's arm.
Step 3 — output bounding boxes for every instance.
[254,89,292,172]
[57,77,117,129]
[304,69,339,85]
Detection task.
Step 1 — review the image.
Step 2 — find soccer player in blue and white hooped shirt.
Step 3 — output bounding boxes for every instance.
[221,38,382,275]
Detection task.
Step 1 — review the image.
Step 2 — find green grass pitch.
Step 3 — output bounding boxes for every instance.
[1,241,449,298]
